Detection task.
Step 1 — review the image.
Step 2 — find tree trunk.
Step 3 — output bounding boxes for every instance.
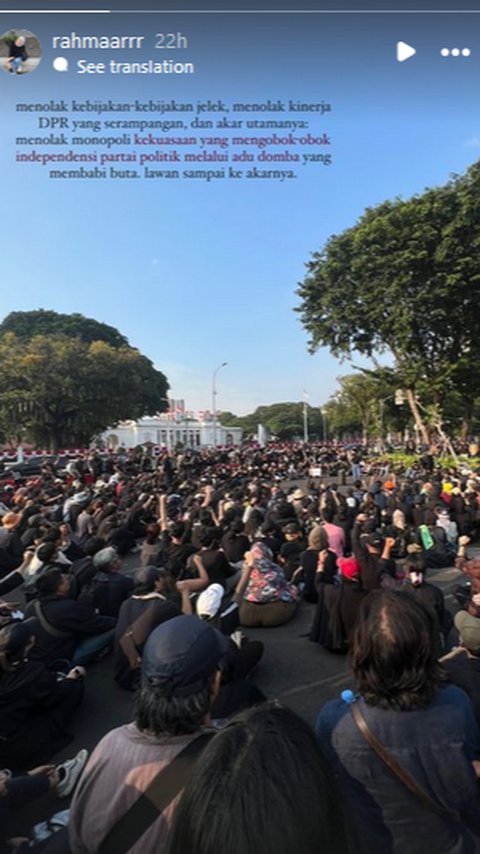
[405,388,430,445]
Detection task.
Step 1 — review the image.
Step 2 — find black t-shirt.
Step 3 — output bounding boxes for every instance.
[197,548,234,587]
[221,532,250,563]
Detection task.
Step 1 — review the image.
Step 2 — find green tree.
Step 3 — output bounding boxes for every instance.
[296,161,480,443]
[0,325,169,450]
[225,402,325,440]
[0,309,129,349]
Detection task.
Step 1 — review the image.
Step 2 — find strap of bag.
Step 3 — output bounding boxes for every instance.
[98,731,215,854]
[351,702,460,821]
[33,601,71,639]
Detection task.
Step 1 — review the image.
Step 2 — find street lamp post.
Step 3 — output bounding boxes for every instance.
[303,391,309,444]
[212,361,227,448]
[321,407,327,443]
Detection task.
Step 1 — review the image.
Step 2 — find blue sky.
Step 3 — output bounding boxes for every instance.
[0,10,479,415]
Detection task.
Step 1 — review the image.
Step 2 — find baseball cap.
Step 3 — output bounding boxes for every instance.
[142,615,228,696]
[196,584,224,620]
[454,611,480,655]
[367,532,383,549]
[283,522,301,534]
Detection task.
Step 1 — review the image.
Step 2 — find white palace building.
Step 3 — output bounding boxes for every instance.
[100,413,242,451]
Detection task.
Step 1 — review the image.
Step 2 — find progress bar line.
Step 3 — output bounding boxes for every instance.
[0,9,111,12]
[1,7,480,12]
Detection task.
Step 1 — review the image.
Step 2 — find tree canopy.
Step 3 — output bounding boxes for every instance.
[221,402,325,440]
[0,309,129,349]
[296,160,480,441]
[0,312,169,449]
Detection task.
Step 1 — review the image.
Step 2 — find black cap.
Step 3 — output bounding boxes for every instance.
[367,532,383,549]
[283,522,300,534]
[142,615,228,697]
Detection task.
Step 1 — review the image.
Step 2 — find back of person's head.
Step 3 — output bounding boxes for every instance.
[308,525,328,551]
[229,519,244,536]
[170,521,186,541]
[35,568,65,598]
[135,615,226,737]
[351,590,443,711]
[93,546,119,572]
[83,536,105,557]
[36,541,58,564]
[322,509,335,524]
[0,622,34,674]
[134,564,168,595]
[43,526,61,544]
[168,703,349,854]
[145,523,160,544]
[199,527,218,549]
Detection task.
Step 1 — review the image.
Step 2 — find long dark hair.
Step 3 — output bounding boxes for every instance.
[351,590,444,711]
[168,703,349,854]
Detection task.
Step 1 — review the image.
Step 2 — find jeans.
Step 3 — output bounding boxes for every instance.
[351,464,362,480]
[72,628,115,666]
[11,56,24,73]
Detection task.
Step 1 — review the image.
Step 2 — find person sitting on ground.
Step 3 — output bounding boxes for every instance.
[441,610,480,728]
[220,519,250,566]
[193,527,238,589]
[0,512,24,578]
[0,751,88,853]
[5,35,28,74]
[233,542,299,628]
[168,703,350,854]
[278,521,307,581]
[69,615,228,854]
[25,569,116,668]
[78,545,134,619]
[316,591,480,854]
[114,565,180,691]
[140,522,163,567]
[0,622,85,772]
[191,583,265,719]
[404,559,452,650]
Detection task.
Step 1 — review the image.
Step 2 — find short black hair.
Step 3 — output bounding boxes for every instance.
[134,677,213,737]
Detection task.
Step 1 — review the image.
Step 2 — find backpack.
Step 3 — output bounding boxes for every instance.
[77,570,110,613]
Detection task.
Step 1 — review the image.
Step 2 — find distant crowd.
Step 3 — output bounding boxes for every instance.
[0,441,480,853]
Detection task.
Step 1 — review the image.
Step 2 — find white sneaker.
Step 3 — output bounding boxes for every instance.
[55,749,89,797]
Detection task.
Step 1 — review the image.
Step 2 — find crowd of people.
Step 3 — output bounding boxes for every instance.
[0,441,479,852]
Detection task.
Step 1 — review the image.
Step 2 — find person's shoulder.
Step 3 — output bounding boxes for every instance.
[316,698,349,739]
[434,682,476,713]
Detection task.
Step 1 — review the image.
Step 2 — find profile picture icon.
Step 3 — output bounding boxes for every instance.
[0,28,42,75]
